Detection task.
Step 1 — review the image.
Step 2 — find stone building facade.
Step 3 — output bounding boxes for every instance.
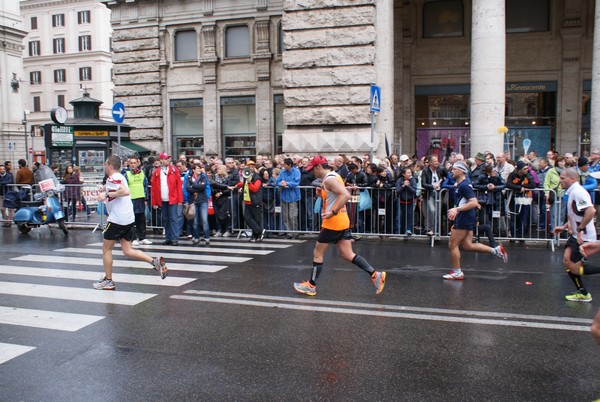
[0,2,27,165]
[20,0,114,163]
[102,0,598,160]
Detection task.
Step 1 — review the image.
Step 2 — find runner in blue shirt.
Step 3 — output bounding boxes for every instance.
[444,161,508,280]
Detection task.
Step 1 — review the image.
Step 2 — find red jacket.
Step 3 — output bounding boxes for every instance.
[151,165,183,207]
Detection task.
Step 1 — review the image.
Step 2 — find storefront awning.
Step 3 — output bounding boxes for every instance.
[113,141,152,157]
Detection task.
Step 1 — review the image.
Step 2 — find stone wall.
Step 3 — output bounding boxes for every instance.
[282,0,376,153]
[111,24,163,142]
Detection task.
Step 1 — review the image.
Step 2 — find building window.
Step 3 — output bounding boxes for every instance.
[506,0,550,33]
[274,95,284,155]
[54,69,66,83]
[31,17,37,30]
[52,14,65,28]
[423,0,464,38]
[221,96,256,158]
[174,30,197,61]
[225,26,250,58]
[78,35,92,51]
[79,67,92,81]
[78,10,91,24]
[33,96,41,112]
[53,38,65,54]
[57,94,65,108]
[29,41,40,56]
[171,99,204,158]
[30,71,42,85]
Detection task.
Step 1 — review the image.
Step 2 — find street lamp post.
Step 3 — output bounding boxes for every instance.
[22,110,29,165]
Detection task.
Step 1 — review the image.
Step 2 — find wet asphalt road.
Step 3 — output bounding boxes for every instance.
[0,227,599,401]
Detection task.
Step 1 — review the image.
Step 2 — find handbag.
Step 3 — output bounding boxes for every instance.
[208,196,215,216]
[183,203,196,220]
[358,190,372,211]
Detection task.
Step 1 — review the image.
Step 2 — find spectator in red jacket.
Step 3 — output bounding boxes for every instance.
[151,153,183,245]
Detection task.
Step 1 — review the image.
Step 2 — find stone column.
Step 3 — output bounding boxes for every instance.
[201,25,219,156]
[470,0,505,156]
[592,0,600,148]
[254,18,273,155]
[374,0,394,157]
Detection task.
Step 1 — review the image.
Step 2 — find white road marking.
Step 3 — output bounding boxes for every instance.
[0,281,156,306]
[0,343,36,364]
[0,306,103,331]
[0,265,196,287]
[11,255,227,273]
[85,242,276,255]
[172,290,593,332]
[53,247,250,263]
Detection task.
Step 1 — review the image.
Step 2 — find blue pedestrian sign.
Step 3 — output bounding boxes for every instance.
[112,102,125,124]
[370,85,381,113]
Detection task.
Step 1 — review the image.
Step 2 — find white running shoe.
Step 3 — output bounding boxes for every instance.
[443,269,464,280]
[140,239,153,245]
[132,240,140,246]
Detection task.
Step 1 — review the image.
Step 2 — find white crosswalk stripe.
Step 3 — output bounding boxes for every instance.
[0,281,156,305]
[0,236,299,365]
[86,242,282,254]
[0,306,104,331]
[11,255,227,273]
[53,247,251,263]
[0,342,36,364]
[0,265,196,287]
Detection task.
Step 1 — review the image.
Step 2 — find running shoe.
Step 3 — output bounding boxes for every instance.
[494,245,508,263]
[215,231,222,237]
[140,239,153,245]
[371,271,387,295]
[259,229,266,242]
[132,240,140,246]
[153,256,168,279]
[204,239,210,246]
[93,277,115,290]
[443,269,464,280]
[293,281,317,296]
[565,292,592,303]
[223,231,231,238]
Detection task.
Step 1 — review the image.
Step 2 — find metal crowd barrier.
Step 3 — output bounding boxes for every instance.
[3,178,574,252]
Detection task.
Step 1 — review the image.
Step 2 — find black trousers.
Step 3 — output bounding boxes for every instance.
[244,203,263,237]
[134,212,147,240]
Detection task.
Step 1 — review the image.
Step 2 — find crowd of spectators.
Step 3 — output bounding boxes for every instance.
[3,147,600,244]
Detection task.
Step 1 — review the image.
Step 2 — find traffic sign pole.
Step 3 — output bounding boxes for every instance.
[112,102,125,161]
[369,85,381,163]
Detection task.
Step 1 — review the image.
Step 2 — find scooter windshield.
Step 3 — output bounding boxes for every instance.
[34,165,62,193]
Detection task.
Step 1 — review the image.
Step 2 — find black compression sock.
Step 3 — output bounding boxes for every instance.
[567,271,588,295]
[352,255,375,275]
[309,262,323,286]
[580,261,600,276]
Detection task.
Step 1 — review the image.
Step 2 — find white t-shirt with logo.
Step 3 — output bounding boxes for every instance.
[105,172,135,225]
[566,181,597,242]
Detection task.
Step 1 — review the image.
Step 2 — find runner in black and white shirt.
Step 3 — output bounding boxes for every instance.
[554,167,598,302]
[443,161,508,280]
[94,155,168,290]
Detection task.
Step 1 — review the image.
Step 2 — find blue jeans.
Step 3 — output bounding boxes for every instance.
[398,201,414,234]
[192,202,210,240]
[161,202,180,241]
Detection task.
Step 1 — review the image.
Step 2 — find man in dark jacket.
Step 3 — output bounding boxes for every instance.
[299,156,316,231]
[506,160,536,240]
[421,155,446,236]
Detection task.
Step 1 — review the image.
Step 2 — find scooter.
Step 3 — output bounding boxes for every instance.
[13,165,68,235]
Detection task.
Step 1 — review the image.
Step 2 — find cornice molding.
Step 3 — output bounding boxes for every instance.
[21,0,104,10]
